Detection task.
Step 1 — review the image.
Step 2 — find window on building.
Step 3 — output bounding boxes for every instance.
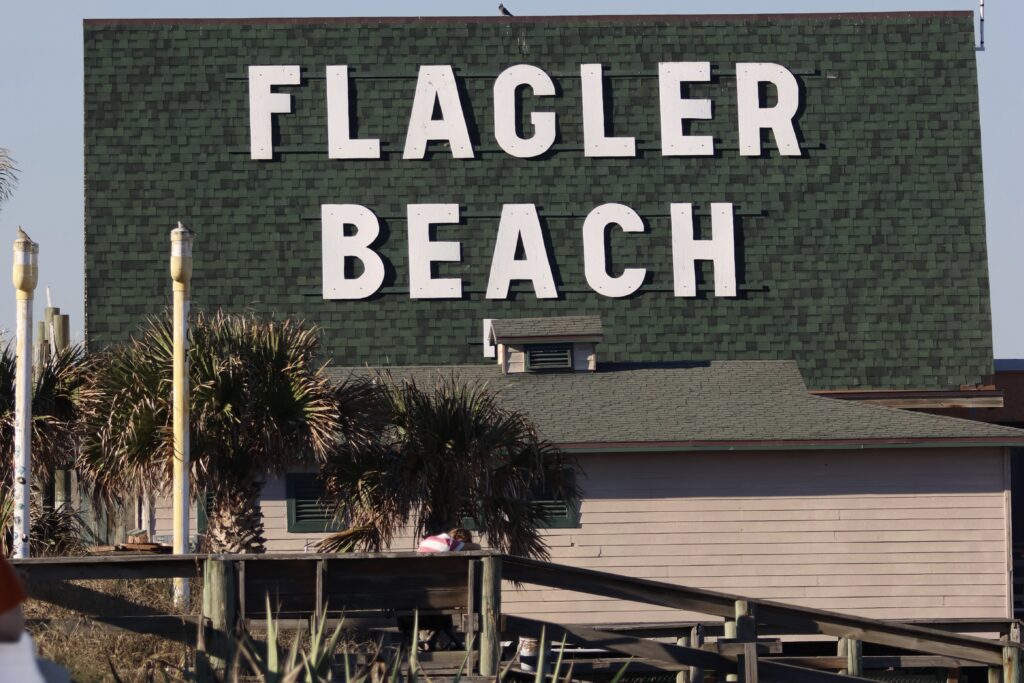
[461,475,580,531]
[286,473,343,533]
[530,478,581,529]
[525,343,573,371]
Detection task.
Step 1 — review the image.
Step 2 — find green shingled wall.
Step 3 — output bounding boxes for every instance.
[83,14,991,390]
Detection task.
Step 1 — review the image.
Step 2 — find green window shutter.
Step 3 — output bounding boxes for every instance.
[532,469,581,529]
[532,497,580,529]
[286,473,342,533]
[525,343,573,371]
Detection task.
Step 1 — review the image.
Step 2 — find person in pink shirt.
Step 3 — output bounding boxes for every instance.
[404,527,479,650]
[417,527,477,553]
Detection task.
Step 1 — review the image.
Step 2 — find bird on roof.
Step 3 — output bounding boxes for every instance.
[16,226,31,242]
[175,221,193,235]
[498,3,513,16]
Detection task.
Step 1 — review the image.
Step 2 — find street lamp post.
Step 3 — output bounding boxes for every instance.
[11,228,38,559]
[170,222,193,608]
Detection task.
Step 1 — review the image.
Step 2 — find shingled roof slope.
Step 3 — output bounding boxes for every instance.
[490,316,603,341]
[328,361,1024,450]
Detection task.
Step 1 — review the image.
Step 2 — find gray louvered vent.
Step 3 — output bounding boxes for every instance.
[287,473,341,532]
[526,344,573,371]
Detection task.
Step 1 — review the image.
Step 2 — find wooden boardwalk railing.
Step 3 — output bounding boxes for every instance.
[12,552,1024,682]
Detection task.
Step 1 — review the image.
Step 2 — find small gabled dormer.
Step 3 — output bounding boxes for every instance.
[489,316,603,374]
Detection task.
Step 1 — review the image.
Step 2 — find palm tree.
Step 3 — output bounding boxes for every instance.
[0,344,89,492]
[319,374,580,559]
[0,147,18,211]
[0,344,91,555]
[77,311,351,553]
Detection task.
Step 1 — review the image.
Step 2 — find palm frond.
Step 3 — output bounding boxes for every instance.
[0,147,18,209]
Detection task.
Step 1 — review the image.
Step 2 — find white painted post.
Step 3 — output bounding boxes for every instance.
[11,229,38,558]
[170,223,193,609]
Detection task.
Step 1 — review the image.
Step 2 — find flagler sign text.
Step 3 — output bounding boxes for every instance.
[248,63,803,301]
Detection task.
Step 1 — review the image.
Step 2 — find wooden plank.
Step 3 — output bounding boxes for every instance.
[501,556,1010,665]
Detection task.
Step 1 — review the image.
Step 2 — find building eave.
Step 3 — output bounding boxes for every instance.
[813,389,1004,410]
[558,436,1024,454]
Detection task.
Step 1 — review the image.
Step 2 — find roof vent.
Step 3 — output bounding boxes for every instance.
[526,343,573,371]
[489,316,602,374]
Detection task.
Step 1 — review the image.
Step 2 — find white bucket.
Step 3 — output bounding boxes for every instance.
[519,636,539,672]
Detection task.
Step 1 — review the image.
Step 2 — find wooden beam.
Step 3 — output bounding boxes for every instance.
[12,555,204,581]
[501,556,1009,666]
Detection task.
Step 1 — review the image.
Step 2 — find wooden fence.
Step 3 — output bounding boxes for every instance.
[12,551,1024,682]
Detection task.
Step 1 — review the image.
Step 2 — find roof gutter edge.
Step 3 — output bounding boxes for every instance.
[558,438,1024,453]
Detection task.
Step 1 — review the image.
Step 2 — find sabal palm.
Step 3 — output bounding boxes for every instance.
[78,311,347,553]
[0,344,90,555]
[0,344,88,487]
[320,374,580,559]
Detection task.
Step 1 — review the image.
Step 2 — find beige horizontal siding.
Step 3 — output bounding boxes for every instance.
[502,447,1011,625]
[151,446,1010,626]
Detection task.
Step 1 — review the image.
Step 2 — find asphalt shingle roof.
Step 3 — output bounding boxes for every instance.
[490,316,603,342]
[328,361,1024,450]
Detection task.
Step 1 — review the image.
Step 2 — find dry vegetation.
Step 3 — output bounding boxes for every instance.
[24,577,200,682]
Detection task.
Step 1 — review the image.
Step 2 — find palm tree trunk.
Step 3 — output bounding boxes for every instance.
[206,479,266,554]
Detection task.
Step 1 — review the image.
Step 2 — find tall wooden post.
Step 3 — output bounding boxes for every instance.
[199,557,237,681]
[52,313,71,510]
[11,229,37,558]
[480,556,502,676]
[170,223,193,609]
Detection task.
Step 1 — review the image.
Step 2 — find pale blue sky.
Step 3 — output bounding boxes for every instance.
[1,1,1020,358]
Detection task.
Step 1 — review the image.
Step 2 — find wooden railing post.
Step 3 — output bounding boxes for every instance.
[676,633,691,683]
[723,618,738,682]
[838,637,863,677]
[466,558,477,673]
[1005,644,1023,683]
[480,556,502,677]
[199,557,237,681]
[734,600,758,683]
[689,624,705,683]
